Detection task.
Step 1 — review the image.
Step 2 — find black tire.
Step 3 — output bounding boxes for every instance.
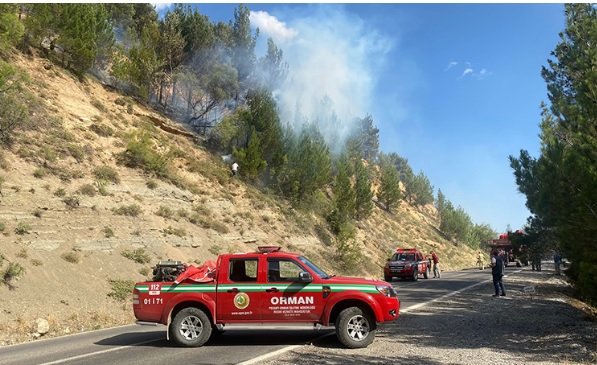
[335,307,376,349]
[169,307,212,347]
[423,267,429,279]
[384,275,392,282]
[412,269,419,281]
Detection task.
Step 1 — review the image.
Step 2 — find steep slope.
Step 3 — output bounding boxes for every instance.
[0,54,478,345]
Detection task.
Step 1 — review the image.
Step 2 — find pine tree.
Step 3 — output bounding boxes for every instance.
[510,4,597,303]
[0,4,24,53]
[233,127,266,180]
[354,158,373,219]
[328,156,355,233]
[407,171,434,206]
[436,189,447,221]
[277,124,331,202]
[378,156,401,212]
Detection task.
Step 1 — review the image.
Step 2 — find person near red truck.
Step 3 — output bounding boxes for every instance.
[491,249,506,297]
[431,251,441,278]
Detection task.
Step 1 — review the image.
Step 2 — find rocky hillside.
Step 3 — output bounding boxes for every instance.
[0,53,479,345]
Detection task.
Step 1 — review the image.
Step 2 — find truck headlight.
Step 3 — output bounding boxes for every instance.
[376,285,397,297]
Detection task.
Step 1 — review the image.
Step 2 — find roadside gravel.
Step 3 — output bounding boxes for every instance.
[262,266,596,365]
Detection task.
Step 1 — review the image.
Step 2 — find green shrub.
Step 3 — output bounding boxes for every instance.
[119,130,170,177]
[67,144,86,162]
[33,168,46,178]
[62,195,80,209]
[112,204,142,217]
[107,279,135,302]
[139,267,150,276]
[89,123,114,137]
[146,179,158,189]
[0,221,5,232]
[30,259,43,266]
[121,248,150,264]
[95,179,109,196]
[2,262,25,287]
[54,188,66,197]
[162,226,186,237]
[189,214,229,234]
[91,97,107,112]
[61,251,80,264]
[94,165,120,184]
[14,222,31,235]
[32,209,43,218]
[208,245,222,255]
[155,205,174,219]
[103,226,114,238]
[79,184,96,196]
[114,97,127,106]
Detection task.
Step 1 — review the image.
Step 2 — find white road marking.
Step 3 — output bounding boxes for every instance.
[37,338,161,365]
[237,345,303,365]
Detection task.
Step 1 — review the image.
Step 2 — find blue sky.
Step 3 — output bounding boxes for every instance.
[156,3,566,233]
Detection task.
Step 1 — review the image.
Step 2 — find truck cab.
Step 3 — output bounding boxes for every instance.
[133,247,400,349]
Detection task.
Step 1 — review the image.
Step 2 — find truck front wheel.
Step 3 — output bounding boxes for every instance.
[335,307,376,349]
[170,307,212,347]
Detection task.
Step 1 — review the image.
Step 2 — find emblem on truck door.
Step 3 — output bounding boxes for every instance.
[234,292,250,309]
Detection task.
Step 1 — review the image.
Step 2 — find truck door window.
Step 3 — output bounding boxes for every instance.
[268,260,304,282]
[229,259,258,282]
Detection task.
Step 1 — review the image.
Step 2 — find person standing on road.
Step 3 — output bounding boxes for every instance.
[554,250,562,275]
[491,250,506,297]
[477,251,485,270]
[431,251,441,278]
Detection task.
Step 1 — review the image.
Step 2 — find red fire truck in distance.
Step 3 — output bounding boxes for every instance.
[133,246,400,349]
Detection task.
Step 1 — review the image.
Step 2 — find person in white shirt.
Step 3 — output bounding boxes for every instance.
[231,162,239,176]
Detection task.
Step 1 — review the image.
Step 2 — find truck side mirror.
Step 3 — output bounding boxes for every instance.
[298,272,312,283]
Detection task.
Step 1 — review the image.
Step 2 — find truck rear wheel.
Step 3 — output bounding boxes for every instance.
[335,307,376,349]
[170,307,212,347]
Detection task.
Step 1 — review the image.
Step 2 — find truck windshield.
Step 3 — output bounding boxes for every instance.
[298,256,330,278]
[391,253,415,261]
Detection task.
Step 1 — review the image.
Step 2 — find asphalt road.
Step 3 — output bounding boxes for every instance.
[0,267,509,365]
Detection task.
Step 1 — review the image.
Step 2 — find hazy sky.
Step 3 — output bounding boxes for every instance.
[157,3,566,233]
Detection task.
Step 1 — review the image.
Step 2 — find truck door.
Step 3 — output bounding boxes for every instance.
[262,258,322,322]
[416,252,424,272]
[217,257,262,322]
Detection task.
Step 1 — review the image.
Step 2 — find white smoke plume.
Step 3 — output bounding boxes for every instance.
[254,6,392,154]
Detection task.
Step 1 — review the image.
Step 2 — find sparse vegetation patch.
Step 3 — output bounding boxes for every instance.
[107,279,135,302]
[14,222,31,235]
[2,262,25,289]
[94,165,120,184]
[112,204,142,217]
[61,251,80,264]
[155,205,174,219]
[162,226,186,237]
[121,248,150,264]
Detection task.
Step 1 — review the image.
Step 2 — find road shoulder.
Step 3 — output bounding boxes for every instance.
[261,268,596,365]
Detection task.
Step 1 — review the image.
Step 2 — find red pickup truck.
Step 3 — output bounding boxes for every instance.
[133,246,400,349]
[384,248,430,281]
